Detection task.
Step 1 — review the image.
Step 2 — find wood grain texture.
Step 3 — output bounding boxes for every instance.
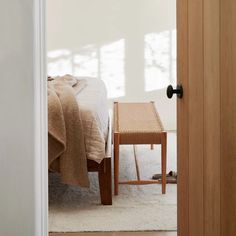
[98,158,112,205]
[177,0,189,235]
[119,180,161,185]
[161,132,167,194]
[114,132,120,195]
[203,0,221,235]
[50,232,177,236]
[178,0,236,235]
[221,0,236,234]
[133,145,141,181]
[188,0,204,235]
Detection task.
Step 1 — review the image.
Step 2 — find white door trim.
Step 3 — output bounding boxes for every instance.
[33,0,48,235]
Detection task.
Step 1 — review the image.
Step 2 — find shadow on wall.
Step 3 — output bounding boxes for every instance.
[48,30,176,96]
[47,30,177,130]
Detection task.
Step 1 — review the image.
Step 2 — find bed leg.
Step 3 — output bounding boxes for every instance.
[98,158,112,205]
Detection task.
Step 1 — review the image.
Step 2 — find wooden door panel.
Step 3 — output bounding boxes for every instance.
[177,0,189,235]
[221,0,236,234]
[188,0,204,235]
[204,0,221,235]
[177,0,205,235]
[178,0,222,236]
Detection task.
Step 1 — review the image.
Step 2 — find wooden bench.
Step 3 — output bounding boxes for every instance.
[113,102,167,195]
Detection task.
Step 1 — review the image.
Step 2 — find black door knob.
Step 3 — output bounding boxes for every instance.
[167,84,183,99]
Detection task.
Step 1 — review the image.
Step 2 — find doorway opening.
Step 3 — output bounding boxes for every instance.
[47,0,177,233]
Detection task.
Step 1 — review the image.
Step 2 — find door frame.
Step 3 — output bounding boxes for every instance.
[34,0,48,235]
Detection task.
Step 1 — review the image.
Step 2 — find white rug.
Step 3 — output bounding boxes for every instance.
[49,132,177,232]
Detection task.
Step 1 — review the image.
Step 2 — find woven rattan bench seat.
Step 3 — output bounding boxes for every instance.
[113,102,167,195]
[114,102,165,144]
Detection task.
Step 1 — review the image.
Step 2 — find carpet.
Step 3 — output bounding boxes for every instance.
[49,132,177,232]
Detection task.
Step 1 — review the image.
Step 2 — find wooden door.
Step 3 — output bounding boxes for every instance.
[177,0,236,235]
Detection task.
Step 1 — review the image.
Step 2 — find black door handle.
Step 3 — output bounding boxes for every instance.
[167,84,183,99]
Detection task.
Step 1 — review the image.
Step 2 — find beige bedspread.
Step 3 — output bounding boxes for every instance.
[48,75,89,187]
[76,77,109,163]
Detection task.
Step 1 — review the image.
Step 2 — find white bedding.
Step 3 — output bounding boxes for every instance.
[76,77,109,163]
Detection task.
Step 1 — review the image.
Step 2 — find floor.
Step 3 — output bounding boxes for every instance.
[49,132,177,232]
[50,232,177,236]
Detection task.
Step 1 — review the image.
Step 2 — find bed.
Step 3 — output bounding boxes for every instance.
[49,76,112,205]
[77,77,112,205]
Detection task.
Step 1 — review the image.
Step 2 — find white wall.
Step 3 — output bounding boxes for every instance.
[47,0,176,130]
[0,1,46,235]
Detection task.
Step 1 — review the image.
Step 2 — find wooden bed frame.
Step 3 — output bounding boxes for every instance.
[49,115,112,205]
[87,115,112,205]
[87,159,112,205]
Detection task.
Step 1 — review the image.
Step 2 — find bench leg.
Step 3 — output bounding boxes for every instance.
[114,133,120,195]
[161,132,167,194]
[99,158,112,205]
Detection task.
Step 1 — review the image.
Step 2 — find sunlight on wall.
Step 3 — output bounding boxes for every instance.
[73,45,98,77]
[47,39,125,99]
[48,49,73,75]
[145,30,176,91]
[100,39,125,99]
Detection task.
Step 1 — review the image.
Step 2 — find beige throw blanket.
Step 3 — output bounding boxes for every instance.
[48,75,89,187]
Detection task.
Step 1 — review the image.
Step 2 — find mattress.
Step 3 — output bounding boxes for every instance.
[76,77,109,163]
